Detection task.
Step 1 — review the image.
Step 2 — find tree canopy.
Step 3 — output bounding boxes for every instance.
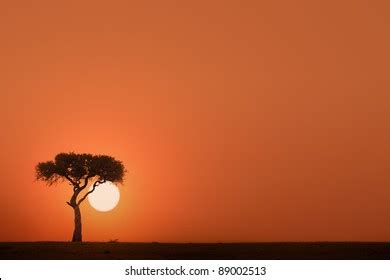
[36,152,125,186]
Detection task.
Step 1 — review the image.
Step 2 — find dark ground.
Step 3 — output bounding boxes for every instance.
[1,242,390,259]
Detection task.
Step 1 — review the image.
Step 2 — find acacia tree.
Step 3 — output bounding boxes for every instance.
[36,153,125,242]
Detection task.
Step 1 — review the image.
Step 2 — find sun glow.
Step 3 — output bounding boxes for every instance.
[88,181,120,212]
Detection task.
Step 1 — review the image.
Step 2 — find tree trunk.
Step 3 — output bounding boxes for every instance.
[72,206,82,242]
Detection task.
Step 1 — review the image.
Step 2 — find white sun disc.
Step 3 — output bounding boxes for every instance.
[88,181,120,212]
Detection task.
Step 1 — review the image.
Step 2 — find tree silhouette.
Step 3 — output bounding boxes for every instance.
[35,153,125,242]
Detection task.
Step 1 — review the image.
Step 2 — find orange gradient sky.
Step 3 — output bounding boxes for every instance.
[1,0,390,242]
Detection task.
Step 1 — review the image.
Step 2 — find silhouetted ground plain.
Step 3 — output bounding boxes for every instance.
[1,242,390,259]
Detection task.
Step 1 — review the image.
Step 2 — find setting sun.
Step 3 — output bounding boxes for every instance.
[88,181,120,212]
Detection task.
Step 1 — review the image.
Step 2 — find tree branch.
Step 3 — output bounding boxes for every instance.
[67,176,95,207]
[79,175,93,191]
[77,179,106,206]
[67,189,80,208]
[64,175,77,187]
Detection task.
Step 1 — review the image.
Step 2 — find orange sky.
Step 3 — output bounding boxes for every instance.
[1,0,390,242]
